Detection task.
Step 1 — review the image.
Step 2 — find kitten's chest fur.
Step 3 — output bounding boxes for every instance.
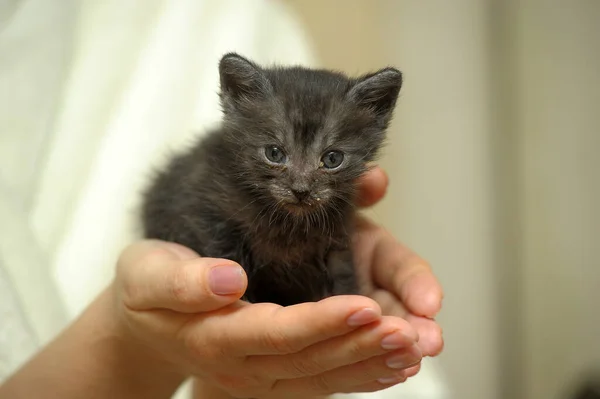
[245,212,358,303]
[142,138,358,306]
[240,219,353,305]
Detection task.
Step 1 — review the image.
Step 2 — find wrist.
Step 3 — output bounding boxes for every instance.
[0,285,188,399]
[86,286,189,396]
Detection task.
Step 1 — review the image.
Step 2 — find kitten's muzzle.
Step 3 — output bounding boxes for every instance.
[282,189,320,214]
[291,189,310,202]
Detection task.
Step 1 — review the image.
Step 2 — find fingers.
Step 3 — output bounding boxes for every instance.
[357,166,444,317]
[272,344,421,396]
[369,288,410,317]
[250,315,418,379]
[340,375,407,394]
[397,270,444,318]
[369,289,443,357]
[183,295,383,358]
[403,363,422,379]
[356,166,389,208]
[116,240,247,313]
[404,315,444,357]
[359,219,443,318]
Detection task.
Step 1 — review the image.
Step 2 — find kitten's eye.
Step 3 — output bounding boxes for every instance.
[321,151,344,169]
[265,145,287,164]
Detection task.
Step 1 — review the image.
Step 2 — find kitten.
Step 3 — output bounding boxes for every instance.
[141,53,402,306]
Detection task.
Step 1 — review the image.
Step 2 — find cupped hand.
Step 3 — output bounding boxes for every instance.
[113,241,423,398]
[356,166,444,358]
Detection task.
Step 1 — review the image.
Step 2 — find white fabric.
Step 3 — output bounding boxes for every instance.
[0,1,448,398]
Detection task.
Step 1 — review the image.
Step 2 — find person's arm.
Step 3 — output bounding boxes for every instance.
[0,288,185,399]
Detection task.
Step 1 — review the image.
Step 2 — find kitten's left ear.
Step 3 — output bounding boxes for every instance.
[347,67,403,120]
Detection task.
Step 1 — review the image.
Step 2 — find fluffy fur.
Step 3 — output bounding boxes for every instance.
[141,53,402,306]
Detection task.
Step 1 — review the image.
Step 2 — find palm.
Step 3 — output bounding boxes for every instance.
[354,168,444,357]
[352,216,443,357]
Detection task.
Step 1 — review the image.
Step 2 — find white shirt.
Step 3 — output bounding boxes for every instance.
[0,1,447,398]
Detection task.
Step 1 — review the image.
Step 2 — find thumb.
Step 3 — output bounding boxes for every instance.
[356,166,389,208]
[117,240,247,313]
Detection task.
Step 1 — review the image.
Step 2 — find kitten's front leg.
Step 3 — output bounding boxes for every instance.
[326,249,360,296]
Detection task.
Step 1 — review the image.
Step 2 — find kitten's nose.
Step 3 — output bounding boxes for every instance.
[292,189,310,202]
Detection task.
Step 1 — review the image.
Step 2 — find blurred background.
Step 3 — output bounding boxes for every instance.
[0,1,599,399]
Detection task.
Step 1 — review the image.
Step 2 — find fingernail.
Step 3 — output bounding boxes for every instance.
[209,265,246,295]
[346,308,380,326]
[385,344,422,369]
[377,373,406,385]
[381,331,414,350]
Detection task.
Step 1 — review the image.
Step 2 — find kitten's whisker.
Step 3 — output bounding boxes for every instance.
[247,194,275,232]
[267,199,286,228]
[222,198,260,224]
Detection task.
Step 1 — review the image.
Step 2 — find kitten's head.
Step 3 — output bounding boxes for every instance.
[217,53,402,219]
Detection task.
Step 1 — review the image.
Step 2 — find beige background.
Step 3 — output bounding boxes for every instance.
[285,1,600,399]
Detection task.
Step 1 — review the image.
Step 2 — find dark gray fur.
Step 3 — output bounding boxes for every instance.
[141,53,402,306]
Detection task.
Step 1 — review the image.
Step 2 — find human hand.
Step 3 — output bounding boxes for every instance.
[113,240,424,398]
[355,166,444,359]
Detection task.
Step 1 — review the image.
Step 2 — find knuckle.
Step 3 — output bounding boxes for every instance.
[139,247,175,269]
[117,246,172,307]
[283,355,324,377]
[392,251,431,282]
[263,325,300,354]
[347,338,372,360]
[116,262,140,309]
[401,252,430,271]
[119,274,139,308]
[181,320,236,362]
[182,325,211,361]
[169,264,195,305]
[259,307,302,354]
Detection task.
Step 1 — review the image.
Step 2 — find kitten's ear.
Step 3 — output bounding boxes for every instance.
[219,53,271,103]
[347,67,403,120]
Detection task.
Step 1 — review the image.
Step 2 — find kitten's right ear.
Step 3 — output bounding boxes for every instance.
[219,53,271,104]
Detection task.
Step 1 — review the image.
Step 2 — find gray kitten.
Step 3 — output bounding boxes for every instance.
[141,53,402,306]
